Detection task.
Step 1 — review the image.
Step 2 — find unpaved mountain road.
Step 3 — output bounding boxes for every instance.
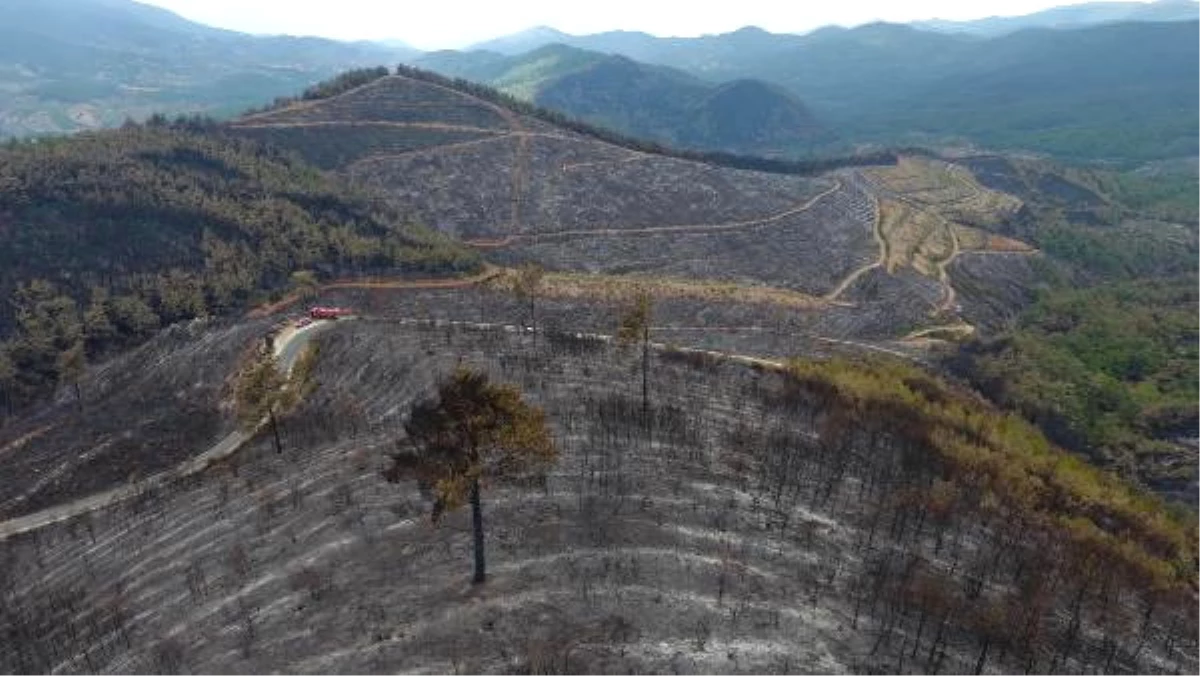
[0,320,332,542]
[462,178,842,248]
[0,305,923,542]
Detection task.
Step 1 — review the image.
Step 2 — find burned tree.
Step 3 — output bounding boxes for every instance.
[385,367,557,584]
[616,290,654,421]
[511,263,545,345]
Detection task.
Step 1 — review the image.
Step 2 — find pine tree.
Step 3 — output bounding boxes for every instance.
[384,367,557,584]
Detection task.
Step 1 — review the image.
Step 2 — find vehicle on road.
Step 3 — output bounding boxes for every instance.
[309,306,353,320]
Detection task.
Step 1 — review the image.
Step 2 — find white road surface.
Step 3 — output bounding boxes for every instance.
[0,320,332,542]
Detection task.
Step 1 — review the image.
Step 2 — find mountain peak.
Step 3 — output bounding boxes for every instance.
[467,25,573,53]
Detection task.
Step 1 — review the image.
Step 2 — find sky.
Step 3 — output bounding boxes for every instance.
[137,0,1158,50]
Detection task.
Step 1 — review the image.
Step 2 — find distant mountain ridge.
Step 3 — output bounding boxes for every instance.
[2,0,1196,161]
[468,0,1199,54]
[416,45,825,155]
[915,0,1199,35]
[457,16,1198,161]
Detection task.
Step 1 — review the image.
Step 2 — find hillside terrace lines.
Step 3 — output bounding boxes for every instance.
[846,157,1036,320]
[235,75,398,124]
[237,75,512,130]
[463,178,842,246]
[0,322,932,672]
[347,133,516,165]
[821,179,885,302]
[0,306,922,541]
[341,129,587,168]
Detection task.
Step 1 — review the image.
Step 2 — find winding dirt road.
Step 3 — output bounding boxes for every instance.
[0,321,331,542]
[465,179,843,248]
[822,188,885,302]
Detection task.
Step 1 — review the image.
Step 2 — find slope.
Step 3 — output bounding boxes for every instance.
[228,69,1036,350]
[0,317,1194,674]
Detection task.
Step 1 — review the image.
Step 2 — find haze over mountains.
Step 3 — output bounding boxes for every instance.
[912,0,1200,34]
[415,45,827,156]
[445,16,1198,160]
[2,0,1196,162]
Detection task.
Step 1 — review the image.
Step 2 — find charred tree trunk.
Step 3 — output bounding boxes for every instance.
[529,296,536,350]
[269,408,282,454]
[974,636,991,675]
[640,326,649,425]
[471,479,486,584]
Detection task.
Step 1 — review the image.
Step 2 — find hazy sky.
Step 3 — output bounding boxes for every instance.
[138,0,1157,50]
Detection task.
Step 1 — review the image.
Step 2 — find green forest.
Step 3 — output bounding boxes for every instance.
[0,120,478,413]
[956,279,1198,489]
[952,157,1198,495]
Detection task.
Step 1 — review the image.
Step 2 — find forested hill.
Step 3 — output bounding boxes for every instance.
[0,120,478,412]
[464,19,1199,162]
[415,45,827,156]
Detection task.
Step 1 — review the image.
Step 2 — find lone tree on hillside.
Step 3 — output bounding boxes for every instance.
[384,367,557,584]
[617,290,654,421]
[235,343,296,454]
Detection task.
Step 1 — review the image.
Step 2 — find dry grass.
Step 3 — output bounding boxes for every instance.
[486,269,831,310]
[876,199,954,276]
[867,156,1024,230]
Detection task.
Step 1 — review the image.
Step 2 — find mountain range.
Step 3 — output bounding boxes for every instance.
[415,45,826,155]
[912,0,1200,34]
[1,0,1197,161]
[447,17,1198,161]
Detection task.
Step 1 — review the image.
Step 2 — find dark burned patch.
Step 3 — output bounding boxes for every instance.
[0,318,269,519]
[960,156,1028,197]
[1064,208,1107,226]
[543,330,607,357]
[659,346,726,372]
[1034,173,1104,207]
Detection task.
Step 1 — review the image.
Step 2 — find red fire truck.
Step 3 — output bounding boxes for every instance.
[308,306,353,320]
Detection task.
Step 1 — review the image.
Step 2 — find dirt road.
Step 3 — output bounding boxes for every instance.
[0,321,330,542]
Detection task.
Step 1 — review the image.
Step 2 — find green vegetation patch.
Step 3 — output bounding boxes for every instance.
[785,356,1197,592]
[0,121,478,413]
[953,279,1198,479]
